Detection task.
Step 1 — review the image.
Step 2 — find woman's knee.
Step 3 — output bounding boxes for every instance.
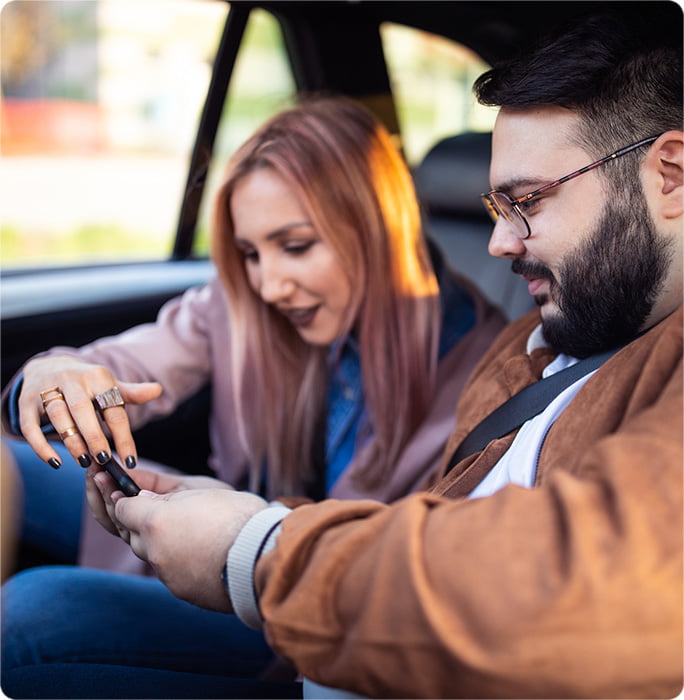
[2,566,131,669]
[2,566,71,669]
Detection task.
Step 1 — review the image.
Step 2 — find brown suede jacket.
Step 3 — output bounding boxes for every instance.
[255,307,683,698]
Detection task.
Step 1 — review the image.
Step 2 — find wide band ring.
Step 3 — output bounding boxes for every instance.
[94,386,125,411]
[59,426,80,440]
[40,387,64,410]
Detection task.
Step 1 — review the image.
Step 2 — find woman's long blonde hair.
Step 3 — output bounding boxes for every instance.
[213,97,441,496]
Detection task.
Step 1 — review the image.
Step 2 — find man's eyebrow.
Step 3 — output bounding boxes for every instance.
[490,176,548,196]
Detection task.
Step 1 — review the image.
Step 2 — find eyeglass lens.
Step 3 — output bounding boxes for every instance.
[485,193,528,238]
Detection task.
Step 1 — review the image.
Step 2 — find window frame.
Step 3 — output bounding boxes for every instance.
[172,1,249,260]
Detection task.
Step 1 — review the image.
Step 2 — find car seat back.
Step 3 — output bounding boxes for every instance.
[413,132,535,320]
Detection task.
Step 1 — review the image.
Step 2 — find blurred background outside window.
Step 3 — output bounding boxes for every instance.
[1,0,292,267]
[381,22,496,165]
[1,1,495,268]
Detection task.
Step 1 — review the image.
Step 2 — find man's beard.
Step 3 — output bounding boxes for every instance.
[512,194,672,358]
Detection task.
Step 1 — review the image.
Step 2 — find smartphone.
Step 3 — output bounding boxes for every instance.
[102,456,141,497]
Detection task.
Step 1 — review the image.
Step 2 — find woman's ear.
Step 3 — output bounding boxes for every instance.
[644,131,684,220]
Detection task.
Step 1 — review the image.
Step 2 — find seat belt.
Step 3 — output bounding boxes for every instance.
[444,344,623,475]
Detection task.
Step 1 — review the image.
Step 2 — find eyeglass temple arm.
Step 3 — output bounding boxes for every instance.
[516,135,659,204]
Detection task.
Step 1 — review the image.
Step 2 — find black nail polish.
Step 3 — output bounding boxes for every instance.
[95,451,110,465]
[47,458,61,469]
[125,456,137,469]
[78,454,92,468]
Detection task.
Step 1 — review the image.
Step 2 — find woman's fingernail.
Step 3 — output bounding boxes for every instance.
[95,451,110,465]
[47,458,61,469]
[125,456,136,469]
[78,454,92,468]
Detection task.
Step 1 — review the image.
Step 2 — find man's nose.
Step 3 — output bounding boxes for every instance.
[487,218,527,259]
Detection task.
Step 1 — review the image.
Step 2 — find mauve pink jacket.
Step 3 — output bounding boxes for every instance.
[3,273,505,574]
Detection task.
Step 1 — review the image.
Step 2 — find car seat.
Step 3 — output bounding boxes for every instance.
[413,132,534,321]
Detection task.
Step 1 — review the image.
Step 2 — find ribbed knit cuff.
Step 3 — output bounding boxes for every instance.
[227,503,291,630]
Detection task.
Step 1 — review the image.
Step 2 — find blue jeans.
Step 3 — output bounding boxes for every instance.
[3,441,301,698]
[2,566,301,698]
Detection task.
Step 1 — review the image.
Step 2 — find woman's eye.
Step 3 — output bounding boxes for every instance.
[240,249,259,263]
[284,241,314,256]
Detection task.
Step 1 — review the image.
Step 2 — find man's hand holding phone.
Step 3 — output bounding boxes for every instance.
[88,465,267,612]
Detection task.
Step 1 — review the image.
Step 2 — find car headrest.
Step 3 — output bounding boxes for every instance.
[413,131,492,218]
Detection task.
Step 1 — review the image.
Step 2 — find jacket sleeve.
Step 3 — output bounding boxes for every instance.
[254,361,683,698]
[2,278,226,434]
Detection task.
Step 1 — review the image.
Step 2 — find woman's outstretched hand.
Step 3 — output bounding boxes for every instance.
[19,355,162,469]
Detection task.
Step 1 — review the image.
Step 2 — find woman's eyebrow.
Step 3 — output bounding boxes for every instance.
[234,221,314,248]
[265,221,314,241]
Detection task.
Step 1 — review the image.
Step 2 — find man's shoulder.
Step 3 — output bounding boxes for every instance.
[634,306,682,355]
[590,306,683,396]
[659,305,683,335]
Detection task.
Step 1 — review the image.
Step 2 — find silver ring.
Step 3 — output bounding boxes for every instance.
[94,386,125,411]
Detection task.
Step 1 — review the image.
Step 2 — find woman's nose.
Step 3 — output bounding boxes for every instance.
[487,218,527,260]
[259,264,296,303]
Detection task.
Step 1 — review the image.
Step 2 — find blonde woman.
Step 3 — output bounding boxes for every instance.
[2,98,503,696]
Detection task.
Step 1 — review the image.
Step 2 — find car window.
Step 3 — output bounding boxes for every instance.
[193,9,296,257]
[1,0,227,268]
[380,22,497,166]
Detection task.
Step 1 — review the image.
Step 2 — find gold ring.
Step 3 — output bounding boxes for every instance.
[59,426,80,440]
[40,387,64,410]
[94,386,125,411]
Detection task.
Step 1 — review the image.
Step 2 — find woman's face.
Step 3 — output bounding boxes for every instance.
[231,168,353,346]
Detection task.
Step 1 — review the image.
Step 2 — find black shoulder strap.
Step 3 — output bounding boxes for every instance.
[444,345,622,475]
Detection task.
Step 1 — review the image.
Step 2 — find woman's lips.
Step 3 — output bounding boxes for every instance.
[282,306,319,327]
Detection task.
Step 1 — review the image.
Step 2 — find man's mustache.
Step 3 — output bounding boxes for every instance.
[511,258,554,282]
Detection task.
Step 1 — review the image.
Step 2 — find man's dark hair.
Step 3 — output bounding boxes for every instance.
[475,7,683,185]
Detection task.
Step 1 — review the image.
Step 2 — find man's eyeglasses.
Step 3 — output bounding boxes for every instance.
[480,135,659,239]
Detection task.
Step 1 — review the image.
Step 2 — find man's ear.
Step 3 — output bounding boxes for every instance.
[643,130,684,220]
